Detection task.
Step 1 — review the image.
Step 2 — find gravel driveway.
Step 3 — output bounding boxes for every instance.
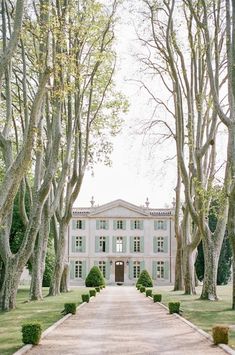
[26,286,229,354]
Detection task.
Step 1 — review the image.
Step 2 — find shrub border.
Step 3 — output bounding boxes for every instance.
[13,295,95,355]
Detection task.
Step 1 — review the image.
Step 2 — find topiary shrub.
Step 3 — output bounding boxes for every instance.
[146,289,152,297]
[136,284,141,290]
[140,286,146,293]
[168,302,180,314]
[89,289,96,297]
[82,294,90,303]
[153,294,162,302]
[22,323,42,345]
[212,325,229,345]
[64,303,77,315]
[95,286,100,292]
[85,266,105,287]
[137,269,153,287]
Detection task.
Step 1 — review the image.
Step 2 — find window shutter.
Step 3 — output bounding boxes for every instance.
[163,237,168,253]
[70,260,75,279]
[154,220,157,230]
[82,236,86,252]
[130,220,134,230]
[130,236,134,253]
[112,236,116,253]
[72,236,76,252]
[106,236,109,253]
[113,220,117,230]
[106,261,110,280]
[82,261,86,279]
[105,220,109,230]
[96,220,100,230]
[128,260,133,280]
[123,220,126,230]
[72,220,76,230]
[123,236,127,253]
[140,220,144,230]
[164,261,169,280]
[164,220,168,230]
[140,260,145,271]
[153,236,157,253]
[95,236,99,253]
[152,261,157,279]
[82,220,85,230]
[140,236,144,253]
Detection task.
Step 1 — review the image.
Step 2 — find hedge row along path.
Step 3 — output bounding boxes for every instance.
[26,286,227,354]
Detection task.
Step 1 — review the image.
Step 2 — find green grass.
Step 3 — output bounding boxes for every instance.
[154,285,235,349]
[0,287,87,355]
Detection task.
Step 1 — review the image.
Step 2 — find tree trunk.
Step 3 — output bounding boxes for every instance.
[183,245,196,295]
[49,219,67,296]
[174,234,184,291]
[227,181,235,309]
[60,263,69,293]
[200,236,219,300]
[0,256,23,311]
[30,203,50,300]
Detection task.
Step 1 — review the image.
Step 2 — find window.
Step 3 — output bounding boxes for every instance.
[75,261,82,278]
[157,237,164,252]
[134,237,140,252]
[157,261,164,279]
[99,261,106,278]
[133,261,140,278]
[134,220,140,229]
[100,220,107,229]
[76,220,83,229]
[116,237,123,252]
[75,236,83,252]
[155,220,167,230]
[117,220,123,229]
[99,236,106,252]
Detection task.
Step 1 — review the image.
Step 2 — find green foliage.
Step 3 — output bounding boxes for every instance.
[136,284,142,290]
[153,294,162,302]
[64,303,77,315]
[137,270,153,287]
[212,325,229,345]
[140,286,146,293]
[95,286,101,293]
[22,323,42,345]
[43,237,55,287]
[146,289,152,297]
[81,294,90,303]
[85,266,105,287]
[89,289,96,297]
[168,302,180,314]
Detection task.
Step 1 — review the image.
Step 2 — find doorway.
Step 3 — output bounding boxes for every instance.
[115,261,124,282]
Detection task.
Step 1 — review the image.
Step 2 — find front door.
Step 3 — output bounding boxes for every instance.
[115,261,124,282]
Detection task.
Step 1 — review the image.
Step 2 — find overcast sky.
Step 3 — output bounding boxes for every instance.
[75,2,177,209]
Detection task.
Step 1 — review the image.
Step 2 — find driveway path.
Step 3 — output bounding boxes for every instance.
[27,286,228,355]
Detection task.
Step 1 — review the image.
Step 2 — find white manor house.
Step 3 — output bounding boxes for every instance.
[68,198,176,286]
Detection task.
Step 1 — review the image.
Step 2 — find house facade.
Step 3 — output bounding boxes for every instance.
[68,199,176,286]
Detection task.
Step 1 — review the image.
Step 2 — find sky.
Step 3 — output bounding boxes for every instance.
[75,2,177,209]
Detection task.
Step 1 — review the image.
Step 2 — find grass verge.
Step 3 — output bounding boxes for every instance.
[0,287,87,355]
[154,285,235,349]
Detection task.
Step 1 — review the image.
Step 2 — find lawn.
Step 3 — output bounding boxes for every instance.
[153,285,235,349]
[0,287,88,355]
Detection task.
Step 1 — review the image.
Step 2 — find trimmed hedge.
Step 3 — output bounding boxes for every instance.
[140,286,146,293]
[168,302,180,314]
[64,303,77,315]
[146,289,152,297]
[136,284,142,290]
[212,325,229,345]
[153,294,162,302]
[137,270,153,287]
[82,294,90,303]
[22,323,42,345]
[95,286,100,292]
[89,289,96,297]
[85,266,105,287]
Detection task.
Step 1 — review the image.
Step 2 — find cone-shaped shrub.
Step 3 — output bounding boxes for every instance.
[137,269,153,287]
[212,325,229,345]
[85,266,105,287]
